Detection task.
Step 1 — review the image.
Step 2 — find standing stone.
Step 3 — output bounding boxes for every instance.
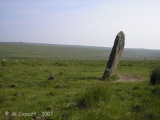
[102,31,125,80]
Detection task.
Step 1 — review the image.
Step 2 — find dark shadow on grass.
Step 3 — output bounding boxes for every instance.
[73,76,100,80]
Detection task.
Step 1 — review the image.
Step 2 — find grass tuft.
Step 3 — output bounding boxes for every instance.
[0,90,6,104]
[76,83,109,109]
[130,104,144,113]
[150,67,160,85]
[151,85,160,97]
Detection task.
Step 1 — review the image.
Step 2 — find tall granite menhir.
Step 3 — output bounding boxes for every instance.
[102,31,125,80]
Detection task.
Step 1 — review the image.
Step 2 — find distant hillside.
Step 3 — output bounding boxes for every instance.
[0,42,160,60]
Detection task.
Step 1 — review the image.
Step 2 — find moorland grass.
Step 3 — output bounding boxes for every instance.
[150,66,160,85]
[0,60,160,120]
[76,83,110,109]
[1,42,160,60]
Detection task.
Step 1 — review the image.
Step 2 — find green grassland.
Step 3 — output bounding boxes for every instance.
[1,59,160,120]
[0,42,160,60]
[0,42,160,120]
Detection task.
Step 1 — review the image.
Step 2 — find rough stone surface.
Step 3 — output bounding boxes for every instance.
[102,31,125,80]
[48,73,54,80]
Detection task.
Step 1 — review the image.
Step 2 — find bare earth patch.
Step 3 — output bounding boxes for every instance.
[115,75,140,82]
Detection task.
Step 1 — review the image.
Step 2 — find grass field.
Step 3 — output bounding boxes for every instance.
[0,42,160,119]
[1,59,160,120]
[0,42,160,60]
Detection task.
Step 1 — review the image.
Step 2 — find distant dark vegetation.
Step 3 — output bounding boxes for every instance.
[150,67,160,85]
[0,42,160,60]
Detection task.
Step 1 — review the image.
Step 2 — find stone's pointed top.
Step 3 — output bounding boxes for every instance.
[119,31,124,34]
[117,31,125,38]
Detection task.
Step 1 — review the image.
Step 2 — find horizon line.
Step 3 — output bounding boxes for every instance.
[0,41,160,51]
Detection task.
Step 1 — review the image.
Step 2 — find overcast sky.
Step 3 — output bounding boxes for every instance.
[0,0,160,49]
